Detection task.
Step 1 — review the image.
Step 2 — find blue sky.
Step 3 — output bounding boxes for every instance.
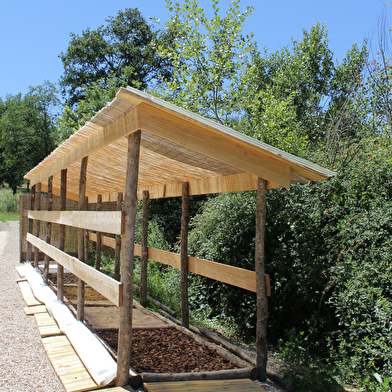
[0,0,389,99]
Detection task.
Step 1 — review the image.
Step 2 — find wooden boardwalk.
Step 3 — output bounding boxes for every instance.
[17,271,267,392]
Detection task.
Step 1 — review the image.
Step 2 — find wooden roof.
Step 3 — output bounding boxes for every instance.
[24,87,335,201]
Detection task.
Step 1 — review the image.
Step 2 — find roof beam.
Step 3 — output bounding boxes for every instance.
[29,108,139,186]
[138,103,291,188]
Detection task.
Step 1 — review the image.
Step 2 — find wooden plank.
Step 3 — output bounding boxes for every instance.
[27,233,122,306]
[138,103,291,188]
[84,236,269,294]
[137,173,278,200]
[27,185,35,262]
[35,312,62,337]
[18,280,41,306]
[41,335,99,392]
[144,379,266,392]
[29,108,139,187]
[24,304,47,315]
[188,257,257,292]
[28,210,122,235]
[88,232,116,249]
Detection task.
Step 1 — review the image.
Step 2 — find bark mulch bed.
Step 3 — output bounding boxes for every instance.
[98,327,236,374]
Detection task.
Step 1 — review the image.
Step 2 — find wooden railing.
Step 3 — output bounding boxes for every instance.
[88,233,271,295]
[27,233,122,306]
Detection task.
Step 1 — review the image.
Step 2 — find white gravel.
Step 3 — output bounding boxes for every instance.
[0,220,65,392]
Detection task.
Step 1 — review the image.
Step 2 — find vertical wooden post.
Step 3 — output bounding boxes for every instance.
[255,177,268,381]
[84,196,89,266]
[77,156,88,321]
[34,183,42,267]
[43,176,53,284]
[27,185,35,262]
[57,169,67,302]
[140,190,149,307]
[19,195,24,263]
[114,192,123,281]
[181,182,190,329]
[116,130,141,386]
[95,194,102,271]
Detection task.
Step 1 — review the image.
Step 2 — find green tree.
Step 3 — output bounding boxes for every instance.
[0,82,59,192]
[243,22,368,162]
[156,0,255,124]
[60,8,173,107]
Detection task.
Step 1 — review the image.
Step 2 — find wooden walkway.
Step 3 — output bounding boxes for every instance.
[17,273,267,392]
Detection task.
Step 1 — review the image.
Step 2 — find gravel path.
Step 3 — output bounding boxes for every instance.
[0,220,64,392]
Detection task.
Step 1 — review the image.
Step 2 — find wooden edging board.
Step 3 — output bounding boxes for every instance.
[26,233,122,306]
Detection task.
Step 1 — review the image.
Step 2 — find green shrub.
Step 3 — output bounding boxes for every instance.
[0,188,19,212]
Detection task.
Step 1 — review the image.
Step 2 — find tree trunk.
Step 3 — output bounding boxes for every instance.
[116,130,141,386]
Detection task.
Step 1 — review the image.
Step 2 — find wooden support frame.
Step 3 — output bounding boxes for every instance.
[140,190,149,307]
[57,169,67,301]
[34,183,41,267]
[255,177,268,381]
[181,182,190,329]
[43,176,53,284]
[95,194,102,271]
[117,130,141,386]
[114,192,123,281]
[27,233,122,306]
[87,233,271,295]
[77,156,88,321]
[27,184,35,262]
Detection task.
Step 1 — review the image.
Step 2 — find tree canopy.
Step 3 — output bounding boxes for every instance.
[0,82,59,193]
[59,8,173,108]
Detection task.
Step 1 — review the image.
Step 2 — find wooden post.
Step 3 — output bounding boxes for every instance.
[95,194,102,271]
[114,192,123,281]
[84,196,89,266]
[140,190,149,307]
[255,177,268,381]
[57,169,67,301]
[77,156,88,321]
[116,130,141,386]
[27,185,35,262]
[34,183,42,267]
[43,176,53,284]
[181,182,190,329]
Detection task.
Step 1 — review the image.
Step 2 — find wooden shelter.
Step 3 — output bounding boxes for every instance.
[23,86,335,386]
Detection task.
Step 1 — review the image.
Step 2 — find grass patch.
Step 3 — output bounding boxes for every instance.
[0,212,19,223]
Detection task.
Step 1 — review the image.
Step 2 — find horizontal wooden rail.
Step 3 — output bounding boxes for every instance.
[28,210,123,235]
[88,233,270,294]
[88,232,116,249]
[27,233,122,306]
